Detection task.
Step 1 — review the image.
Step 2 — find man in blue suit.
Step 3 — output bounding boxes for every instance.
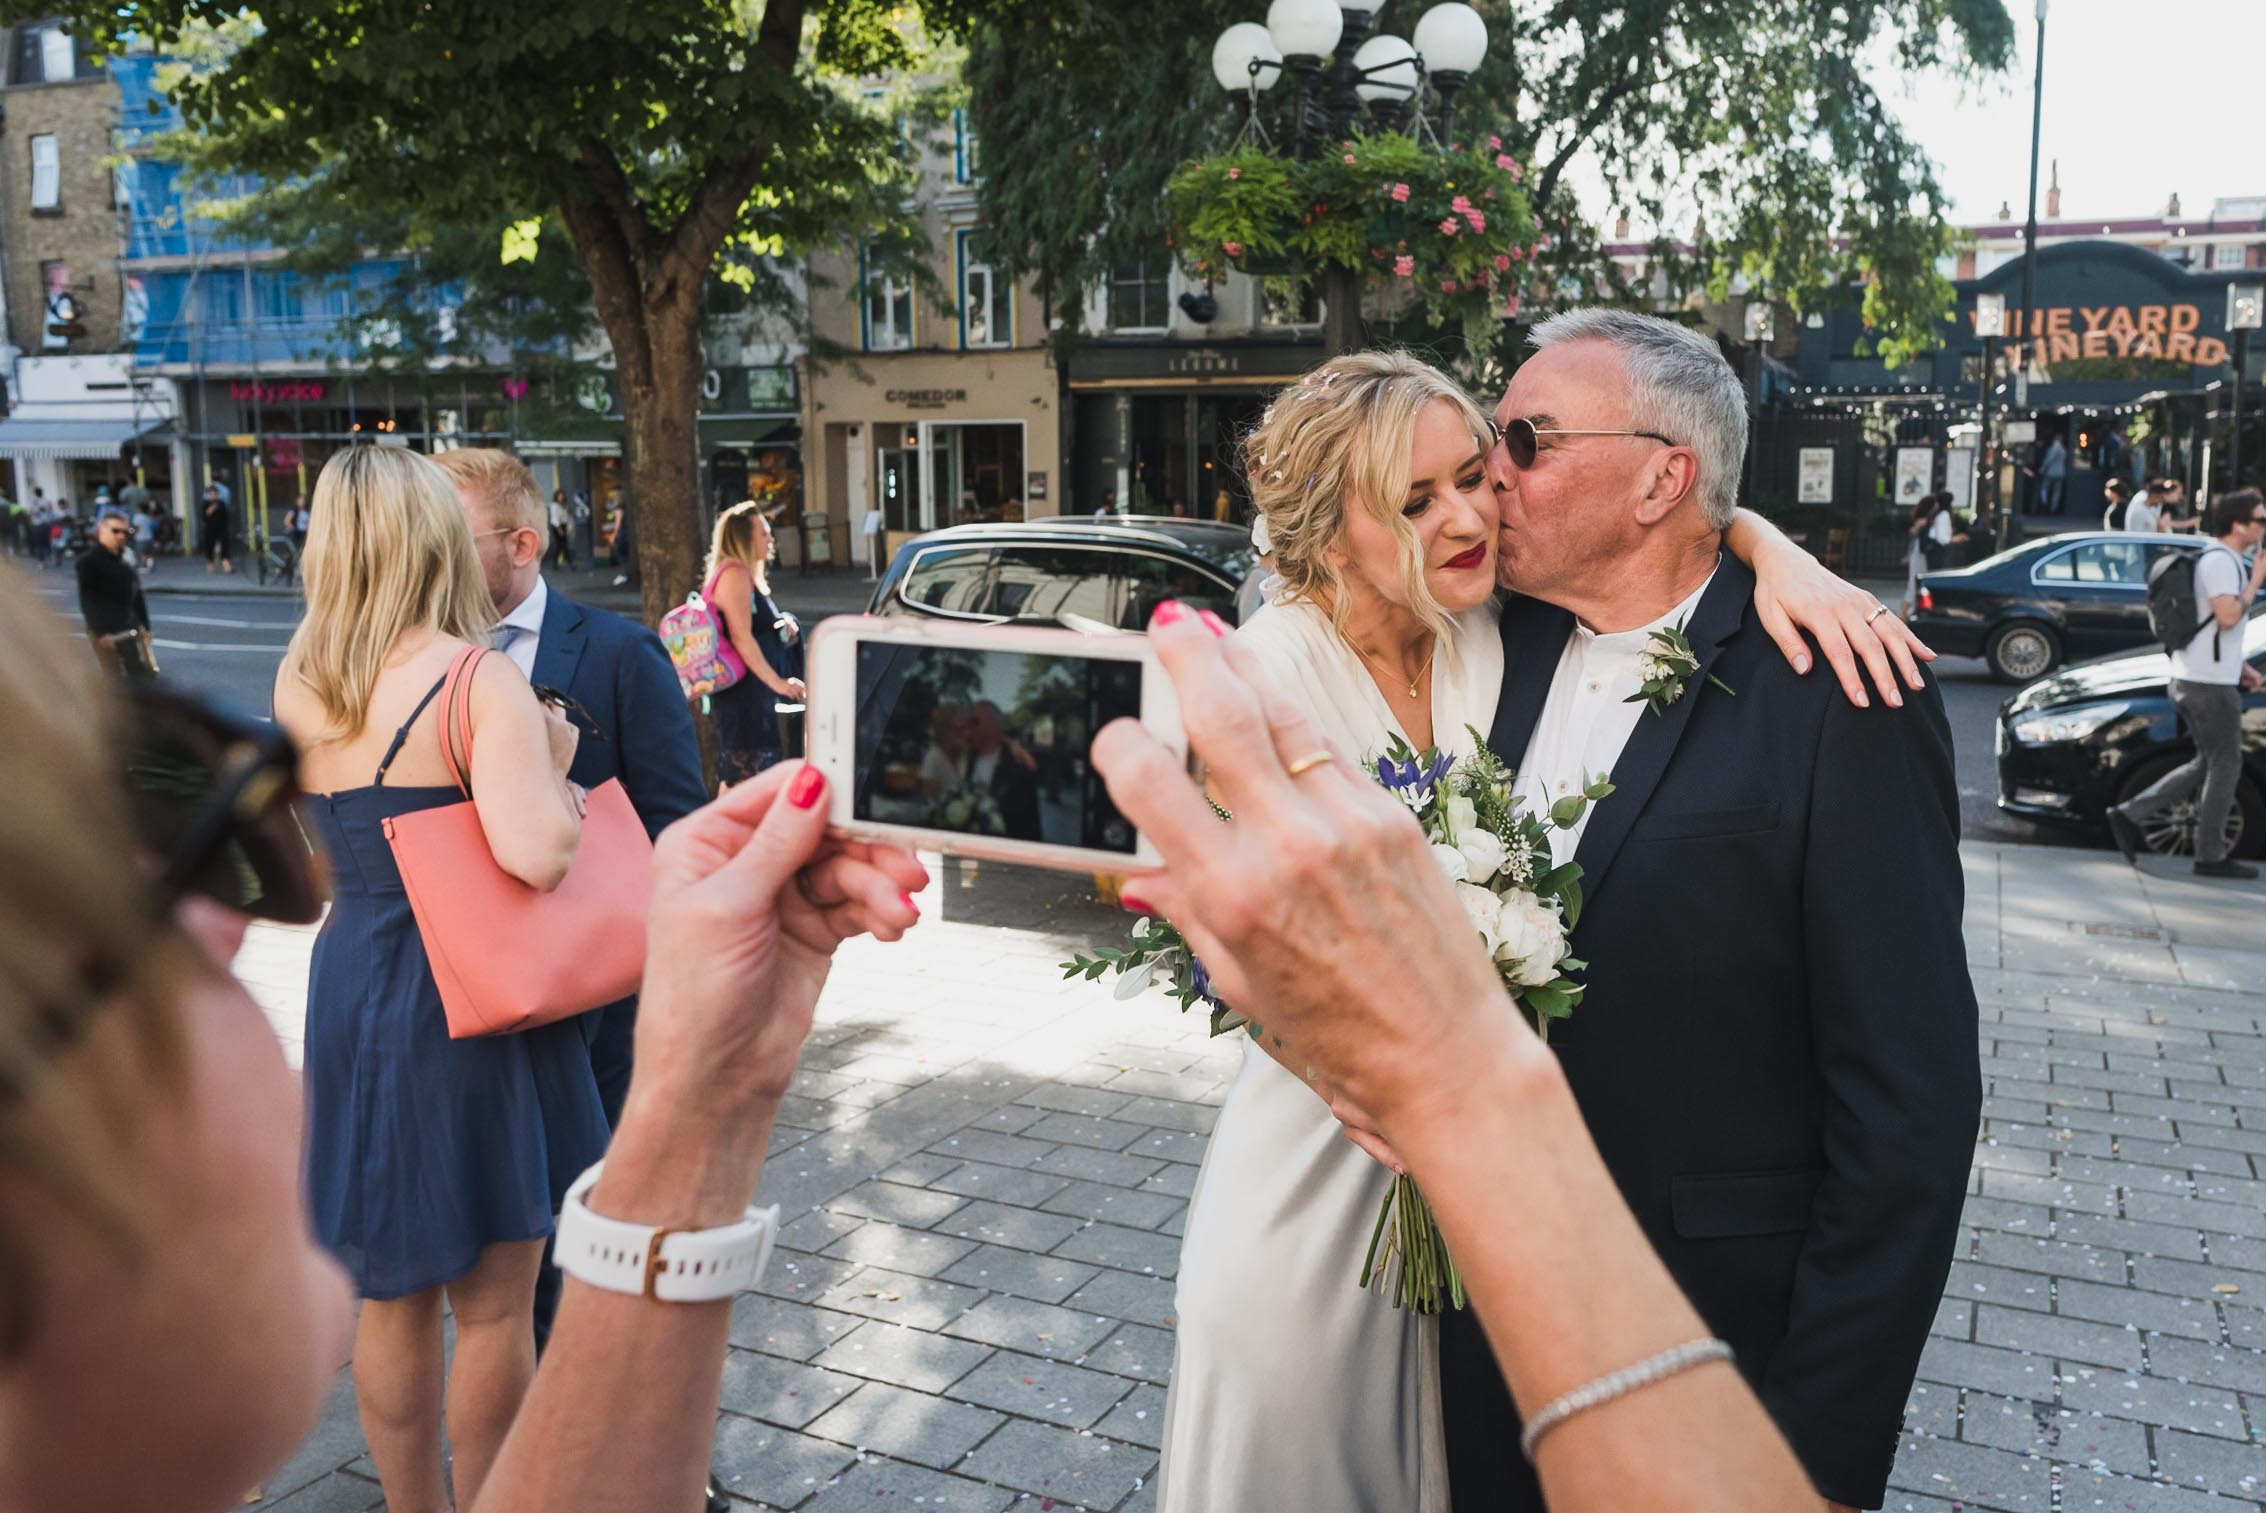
[438,449,707,1342]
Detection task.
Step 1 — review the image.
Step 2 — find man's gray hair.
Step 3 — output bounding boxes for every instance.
[1528,309,1748,529]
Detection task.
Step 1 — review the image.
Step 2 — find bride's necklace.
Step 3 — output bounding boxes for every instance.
[1344,627,1437,701]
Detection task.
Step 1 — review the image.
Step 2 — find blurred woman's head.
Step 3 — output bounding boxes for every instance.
[708,501,778,593]
[0,568,352,1513]
[285,446,495,740]
[1242,352,1498,641]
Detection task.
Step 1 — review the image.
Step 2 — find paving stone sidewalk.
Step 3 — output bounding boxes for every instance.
[231,841,2266,1512]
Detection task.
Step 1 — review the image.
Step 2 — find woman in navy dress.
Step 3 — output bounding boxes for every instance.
[703,500,807,785]
[275,445,604,1513]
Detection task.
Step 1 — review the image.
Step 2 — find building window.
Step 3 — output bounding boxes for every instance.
[29,135,59,212]
[953,108,980,185]
[1260,278,1322,329]
[861,244,913,352]
[38,25,71,83]
[959,230,1011,348]
[1107,254,1171,331]
[2210,242,2249,272]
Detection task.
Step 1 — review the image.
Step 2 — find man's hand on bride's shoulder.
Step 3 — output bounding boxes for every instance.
[1751,534,1937,711]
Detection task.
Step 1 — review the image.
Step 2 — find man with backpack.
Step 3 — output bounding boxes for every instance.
[2114,488,2266,878]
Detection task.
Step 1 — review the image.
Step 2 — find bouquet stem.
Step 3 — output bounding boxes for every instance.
[1358,1171,1465,1313]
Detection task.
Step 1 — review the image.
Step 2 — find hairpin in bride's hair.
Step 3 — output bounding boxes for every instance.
[1251,513,1273,554]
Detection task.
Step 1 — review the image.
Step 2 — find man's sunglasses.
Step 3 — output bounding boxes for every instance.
[1482,415,1681,470]
[125,687,329,924]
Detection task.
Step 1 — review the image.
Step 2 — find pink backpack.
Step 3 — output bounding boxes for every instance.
[657,591,742,700]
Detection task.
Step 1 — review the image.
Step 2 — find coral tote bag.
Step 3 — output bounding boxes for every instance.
[383,647,653,1038]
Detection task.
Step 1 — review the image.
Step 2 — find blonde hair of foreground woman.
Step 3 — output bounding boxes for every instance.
[284,444,498,739]
[1240,349,1494,648]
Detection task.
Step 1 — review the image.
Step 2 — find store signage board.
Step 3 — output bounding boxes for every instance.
[2003,420,2037,444]
[1027,471,1047,501]
[884,389,967,411]
[1944,447,1975,513]
[1797,447,1835,504]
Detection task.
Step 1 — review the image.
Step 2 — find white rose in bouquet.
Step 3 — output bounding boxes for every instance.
[1430,842,1471,885]
[1454,827,1508,885]
[1454,882,1506,955]
[1493,890,1569,987]
[1442,792,1480,843]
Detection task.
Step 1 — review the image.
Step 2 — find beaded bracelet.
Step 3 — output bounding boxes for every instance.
[1519,1337,1735,1462]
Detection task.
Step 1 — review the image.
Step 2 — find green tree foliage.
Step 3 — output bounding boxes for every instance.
[970,0,2015,370]
[37,0,1008,641]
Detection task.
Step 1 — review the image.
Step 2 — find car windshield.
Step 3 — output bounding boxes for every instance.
[1164,532,1258,582]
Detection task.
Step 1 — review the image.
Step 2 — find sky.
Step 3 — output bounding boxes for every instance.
[1881,0,2263,226]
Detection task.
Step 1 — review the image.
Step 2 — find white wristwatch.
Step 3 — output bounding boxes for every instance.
[554,1161,780,1303]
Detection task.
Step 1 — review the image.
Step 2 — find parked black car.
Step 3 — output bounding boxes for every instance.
[1913,531,2207,682]
[1996,601,2266,858]
[868,517,1257,629]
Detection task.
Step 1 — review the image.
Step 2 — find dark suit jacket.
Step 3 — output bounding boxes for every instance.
[532,588,705,1121]
[1442,556,1980,1511]
[76,547,148,637]
[983,747,1045,841]
[532,587,706,837]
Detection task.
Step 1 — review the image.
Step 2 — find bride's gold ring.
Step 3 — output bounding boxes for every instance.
[1864,604,1890,625]
[1285,750,1335,777]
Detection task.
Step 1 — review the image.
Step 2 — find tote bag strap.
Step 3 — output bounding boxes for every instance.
[437,646,488,799]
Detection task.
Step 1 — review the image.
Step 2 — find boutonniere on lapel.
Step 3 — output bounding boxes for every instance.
[1629,618,1736,717]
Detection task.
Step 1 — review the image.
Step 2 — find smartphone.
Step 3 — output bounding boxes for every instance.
[804,615,1184,872]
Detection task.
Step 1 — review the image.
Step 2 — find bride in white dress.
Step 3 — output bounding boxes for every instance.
[1156,351,1886,1511]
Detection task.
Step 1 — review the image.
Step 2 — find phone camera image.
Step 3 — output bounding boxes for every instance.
[853,643,1144,854]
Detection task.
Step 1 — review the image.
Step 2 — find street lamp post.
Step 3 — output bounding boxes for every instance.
[1212,0,1490,355]
[2230,282,2264,489]
[2016,0,2048,410]
[1975,292,2007,550]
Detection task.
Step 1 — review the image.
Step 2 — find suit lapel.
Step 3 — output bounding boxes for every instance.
[1569,555,1753,911]
[1486,592,1576,764]
[531,587,586,695]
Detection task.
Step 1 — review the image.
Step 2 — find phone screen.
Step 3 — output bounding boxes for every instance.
[852,641,1145,854]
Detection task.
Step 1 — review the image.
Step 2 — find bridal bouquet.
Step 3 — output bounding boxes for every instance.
[1063,729,1608,1312]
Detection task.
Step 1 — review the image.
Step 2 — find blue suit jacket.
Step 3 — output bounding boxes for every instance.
[531,587,706,838]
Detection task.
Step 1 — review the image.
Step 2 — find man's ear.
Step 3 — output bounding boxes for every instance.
[1633,449,1702,528]
[508,526,543,569]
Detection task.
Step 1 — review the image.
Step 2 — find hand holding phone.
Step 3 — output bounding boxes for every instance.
[804,617,1187,872]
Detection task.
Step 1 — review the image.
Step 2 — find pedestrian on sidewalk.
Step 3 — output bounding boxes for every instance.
[28,489,53,565]
[572,488,593,569]
[2031,431,2069,515]
[701,500,807,786]
[76,510,154,680]
[2101,476,2133,532]
[274,446,606,1513]
[546,488,574,569]
[608,493,638,588]
[2161,478,2198,535]
[0,565,923,1513]
[1903,491,1964,618]
[2110,487,2266,878]
[199,484,235,575]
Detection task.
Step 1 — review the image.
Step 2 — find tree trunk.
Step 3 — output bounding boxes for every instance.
[1321,264,1364,356]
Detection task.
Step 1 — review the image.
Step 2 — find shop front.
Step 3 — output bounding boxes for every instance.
[805,348,1058,571]
[0,355,180,518]
[1066,340,1319,522]
[1784,241,2263,533]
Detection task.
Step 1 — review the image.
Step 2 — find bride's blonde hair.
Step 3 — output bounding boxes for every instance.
[1242,351,1492,648]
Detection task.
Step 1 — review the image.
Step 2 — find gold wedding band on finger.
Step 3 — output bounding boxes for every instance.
[1285,750,1336,778]
[1864,604,1890,625]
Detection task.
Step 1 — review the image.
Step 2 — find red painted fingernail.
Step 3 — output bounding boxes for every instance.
[1120,891,1154,916]
[898,891,919,916]
[787,766,825,810]
[1198,609,1229,637]
[1150,600,1187,629]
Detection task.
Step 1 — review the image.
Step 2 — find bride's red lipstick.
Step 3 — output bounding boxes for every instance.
[1442,543,1487,571]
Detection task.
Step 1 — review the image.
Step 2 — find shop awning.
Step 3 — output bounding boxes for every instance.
[699,416,797,452]
[516,436,622,458]
[0,416,171,459]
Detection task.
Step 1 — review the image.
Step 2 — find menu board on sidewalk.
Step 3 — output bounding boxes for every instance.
[1895,446,1935,503]
[1797,447,1835,504]
[1943,448,1976,514]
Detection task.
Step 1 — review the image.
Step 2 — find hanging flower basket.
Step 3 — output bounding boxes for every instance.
[1164,133,1537,327]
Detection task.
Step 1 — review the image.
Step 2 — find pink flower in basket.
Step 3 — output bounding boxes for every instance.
[1227,167,1240,180]
[1222,241,1243,257]
[1393,254,1415,277]
[1451,194,1471,213]
[1438,217,1459,235]
[1465,210,1486,233]
[1495,254,1512,272]
[1390,182,1410,202]
[1489,134,1502,150]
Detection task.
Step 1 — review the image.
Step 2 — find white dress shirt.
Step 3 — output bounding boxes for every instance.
[1513,570,1716,868]
[493,574,549,681]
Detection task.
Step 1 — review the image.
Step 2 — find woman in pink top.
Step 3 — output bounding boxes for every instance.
[702,501,806,784]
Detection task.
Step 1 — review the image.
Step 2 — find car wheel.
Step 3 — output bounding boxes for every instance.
[1985,622,2061,683]
[2112,762,2264,860]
